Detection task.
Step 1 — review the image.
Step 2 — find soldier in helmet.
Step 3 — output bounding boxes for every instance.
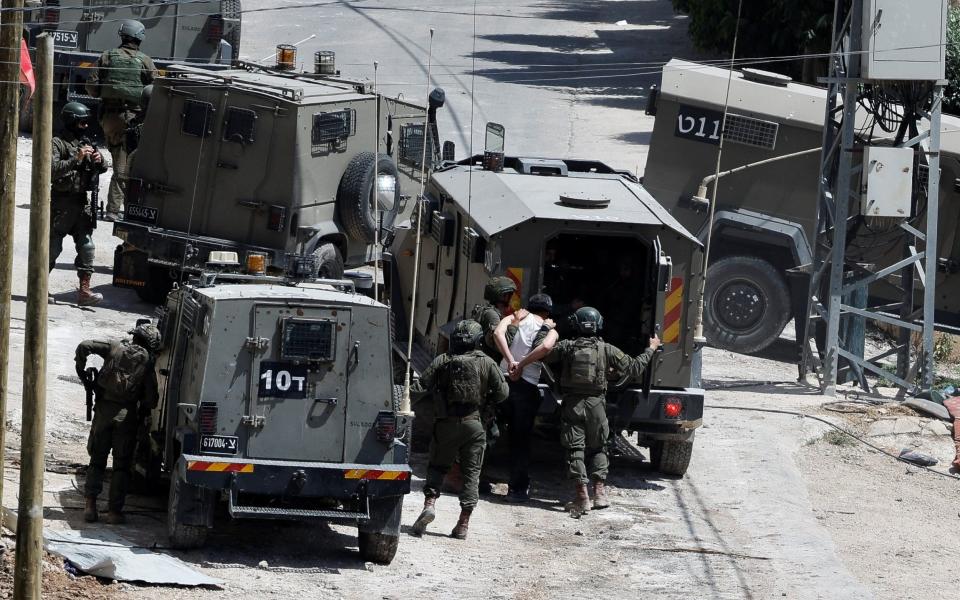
[51,102,108,305]
[472,276,518,363]
[524,306,660,517]
[76,321,161,524]
[85,19,158,221]
[410,320,508,540]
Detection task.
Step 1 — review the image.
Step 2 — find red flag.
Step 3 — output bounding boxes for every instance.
[19,38,35,99]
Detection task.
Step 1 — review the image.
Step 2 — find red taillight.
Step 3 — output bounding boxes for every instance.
[44,9,59,26]
[268,205,286,231]
[664,397,683,419]
[207,15,224,43]
[199,402,218,434]
[375,412,397,443]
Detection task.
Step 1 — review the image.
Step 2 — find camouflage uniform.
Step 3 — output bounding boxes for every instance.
[85,42,157,217]
[77,332,159,515]
[50,132,107,274]
[413,349,508,509]
[545,338,654,484]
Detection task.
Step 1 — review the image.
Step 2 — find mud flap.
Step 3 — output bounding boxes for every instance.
[358,495,403,537]
[175,476,216,528]
[113,245,150,290]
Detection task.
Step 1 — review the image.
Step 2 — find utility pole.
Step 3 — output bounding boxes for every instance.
[14,32,51,600]
[0,0,25,509]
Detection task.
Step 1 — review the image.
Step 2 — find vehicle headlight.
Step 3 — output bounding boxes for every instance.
[377,174,397,211]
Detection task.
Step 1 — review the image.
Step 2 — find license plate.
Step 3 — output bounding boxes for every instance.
[52,30,79,49]
[200,435,239,456]
[125,204,158,225]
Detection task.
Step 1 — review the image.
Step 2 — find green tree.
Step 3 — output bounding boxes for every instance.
[946,7,960,114]
[671,0,834,81]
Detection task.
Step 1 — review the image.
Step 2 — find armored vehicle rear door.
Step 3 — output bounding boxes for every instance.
[245,304,352,462]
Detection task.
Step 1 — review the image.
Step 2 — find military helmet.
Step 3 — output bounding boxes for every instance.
[450,319,483,354]
[118,19,146,43]
[527,293,553,314]
[61,102,91,128]
[572,306,604,336]
[130,323,161,351]
[483,276,516,304]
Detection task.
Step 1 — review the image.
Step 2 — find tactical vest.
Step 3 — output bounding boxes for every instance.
[97,341,150,401]
[559,337,607,396]
[437,353,487,413]
[99,49,146,105]
[51,137,90,195]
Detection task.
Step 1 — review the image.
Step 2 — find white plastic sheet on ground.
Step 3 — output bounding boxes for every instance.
[44,529,222,587]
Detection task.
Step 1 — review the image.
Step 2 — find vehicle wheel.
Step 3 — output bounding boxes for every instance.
[167,476,209,550]
[703,255,790,354]
[358,531,399,564]
[311,242,344,279]
[337,152,401,244]
[135,266,175,304]
[654,436,695,477]
[222,0,242,62]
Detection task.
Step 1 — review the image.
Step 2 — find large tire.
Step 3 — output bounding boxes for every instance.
[167,476,209,550]
[651,435,695,477]
[311,242,344,279]
[337,152,401,244]
[703,255,790,354]
[222,0,242,63]
[135,265,175,304]
[358,532,399,565]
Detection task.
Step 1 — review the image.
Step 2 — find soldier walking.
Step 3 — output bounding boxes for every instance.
[85,19,157,221]
[531,307,660,517]
[76,322,161,524]
[410,320,508,539]
[51,102,108,305]
[493,293,555,502]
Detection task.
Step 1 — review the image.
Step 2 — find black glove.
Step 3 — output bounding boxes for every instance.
[76,365,86,381]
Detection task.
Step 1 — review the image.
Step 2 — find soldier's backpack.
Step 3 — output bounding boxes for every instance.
[440,354,484,407]
[559,338,607,395]
[98,341,150,399]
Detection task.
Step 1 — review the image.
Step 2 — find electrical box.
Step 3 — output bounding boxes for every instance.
[861,146,913,217]
[861,0,947,81]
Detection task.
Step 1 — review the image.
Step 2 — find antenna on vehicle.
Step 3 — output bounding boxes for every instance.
[401,28,436,414]
[373,59,381,303]
[692,0,744,345]
[462,0,479,319]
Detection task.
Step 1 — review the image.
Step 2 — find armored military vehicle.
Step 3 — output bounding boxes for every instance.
[135,267,410,564]
[392,125,705,475]
[21,0,240,132]
[644,58,960,355]
[112,63,441,302]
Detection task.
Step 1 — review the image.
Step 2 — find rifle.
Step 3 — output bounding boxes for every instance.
[79,137,100,229]
[82,367,99,422]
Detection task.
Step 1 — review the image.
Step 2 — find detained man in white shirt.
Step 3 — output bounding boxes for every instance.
[493,293,555,502]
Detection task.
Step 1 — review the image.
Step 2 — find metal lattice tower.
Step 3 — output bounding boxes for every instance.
[800,0,945,395]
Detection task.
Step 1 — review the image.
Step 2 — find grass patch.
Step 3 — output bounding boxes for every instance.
[821,429,857,447]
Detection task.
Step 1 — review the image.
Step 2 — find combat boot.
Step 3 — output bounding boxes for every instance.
[83,497,98,523]
[105,511,126,525]
[566,483,591,518]
[411,496,437,536]
[450,508,472,540]
[592,478,610,510]
[77,272,103,306]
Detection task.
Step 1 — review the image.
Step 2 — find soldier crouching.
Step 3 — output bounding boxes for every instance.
[410,320,509,539]
[76,322,161,524]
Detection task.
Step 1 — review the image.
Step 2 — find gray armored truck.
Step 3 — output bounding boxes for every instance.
[644,58,960,354]
[112,64,438,302]
[392,128,705,475]
[136,271,410,564]
[22,0,240,132]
